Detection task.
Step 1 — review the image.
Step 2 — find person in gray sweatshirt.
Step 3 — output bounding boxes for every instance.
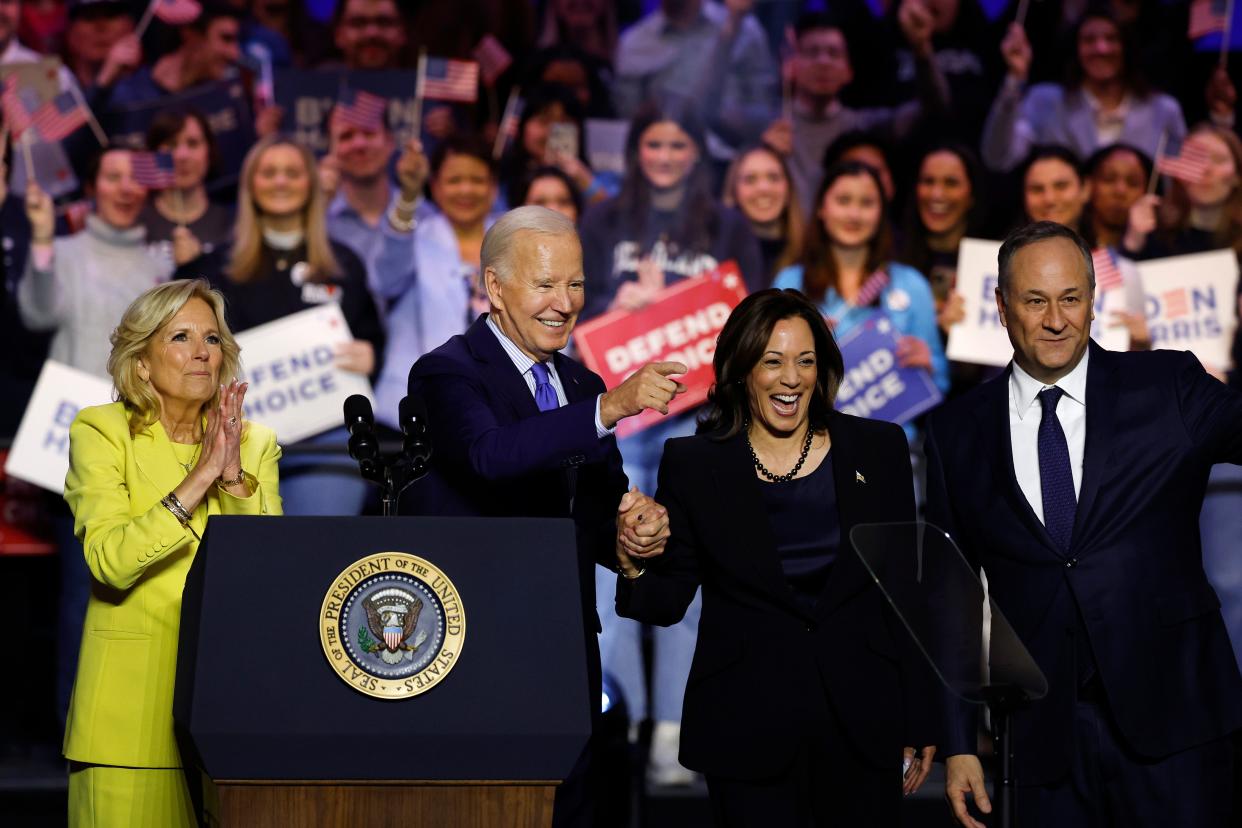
[19,146,173,380]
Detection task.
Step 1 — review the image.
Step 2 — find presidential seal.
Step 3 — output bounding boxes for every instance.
[319,552,465,700]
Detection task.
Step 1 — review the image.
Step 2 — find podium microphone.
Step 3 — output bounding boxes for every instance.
[398,395,432,474]
[343,394,379,478]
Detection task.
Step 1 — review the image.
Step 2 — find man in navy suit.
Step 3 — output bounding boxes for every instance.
[929,221,1242,827]
[406,206,685,826]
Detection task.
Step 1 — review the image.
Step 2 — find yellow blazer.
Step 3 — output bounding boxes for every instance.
[63,401,282,768]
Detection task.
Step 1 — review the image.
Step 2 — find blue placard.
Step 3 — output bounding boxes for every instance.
[834,314,943,425]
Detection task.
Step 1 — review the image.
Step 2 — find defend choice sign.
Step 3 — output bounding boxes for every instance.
[948,238,1130,366]
[574,262,748,437]
[5,361,114,493]
[236,304,373,444]
[835,315,942,424]
[1135,249,1238,370]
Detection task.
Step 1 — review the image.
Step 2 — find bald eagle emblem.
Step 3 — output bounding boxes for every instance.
[358,587,428,665]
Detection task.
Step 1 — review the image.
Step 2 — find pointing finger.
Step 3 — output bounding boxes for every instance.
[652,361,688,376]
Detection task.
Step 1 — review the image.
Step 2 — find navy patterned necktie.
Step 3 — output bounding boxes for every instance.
[530,362,559,412]
[1037,387,1077,553]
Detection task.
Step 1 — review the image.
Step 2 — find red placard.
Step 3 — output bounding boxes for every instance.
[0,450,56,556]
[574,262,747,437]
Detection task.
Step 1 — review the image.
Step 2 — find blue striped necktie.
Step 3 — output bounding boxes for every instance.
[530,362,559,412]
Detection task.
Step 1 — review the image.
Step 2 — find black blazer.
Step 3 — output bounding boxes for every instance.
[926,341,1242,784]
[617,412,933,780]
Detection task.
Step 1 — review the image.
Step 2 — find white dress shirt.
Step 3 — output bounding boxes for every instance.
[1008,350,1090,524]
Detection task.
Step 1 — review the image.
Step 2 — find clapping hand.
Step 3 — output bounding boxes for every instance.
[196,379,248,486]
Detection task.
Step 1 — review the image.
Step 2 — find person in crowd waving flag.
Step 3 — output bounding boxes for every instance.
[336,88,387,131]
[422,57,479,103]
[1156,139,1213,185]
[30,91,88,142]
[130,151,178,189]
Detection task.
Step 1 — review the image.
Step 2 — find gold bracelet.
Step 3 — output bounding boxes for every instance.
[161,493,192,525]
[621,566,646,580]
[217,469,246,487]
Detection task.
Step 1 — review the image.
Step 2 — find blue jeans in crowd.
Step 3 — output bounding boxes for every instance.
[277,426,369,516]
[598,412,701,725]
[1202,463,1242,671]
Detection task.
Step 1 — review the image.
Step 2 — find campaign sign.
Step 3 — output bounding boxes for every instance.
[5,361,114,494]
[948,238,1130,367]
[235,303,373,444]
[1135,249,1239,370]
[834,315,942,424]
[574,262,747,438]
[104,79,255,193]
[275,69,430,155]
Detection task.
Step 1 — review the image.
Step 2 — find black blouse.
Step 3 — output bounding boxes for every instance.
[758,452,840,613]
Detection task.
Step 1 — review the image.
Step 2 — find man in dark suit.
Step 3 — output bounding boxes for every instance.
[929,221,1242,827]
[406,206,685,826]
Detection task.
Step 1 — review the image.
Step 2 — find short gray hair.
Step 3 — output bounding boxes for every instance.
[481,206,578,281]
[996,220,1095,304]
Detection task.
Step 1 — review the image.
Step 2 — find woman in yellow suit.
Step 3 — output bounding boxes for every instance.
[63,278,282,826]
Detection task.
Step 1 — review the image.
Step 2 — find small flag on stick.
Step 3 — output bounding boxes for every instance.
[493,88,522,160]
[1091,248,1124,292]
[472,35,512,87]
[422,58,479,103]
[1156,141,1212,184]
[31,91,88,141]
[130,151,177,188]
[1190,0,1229,38]
[335,88,387,131]
[2,75,33,136]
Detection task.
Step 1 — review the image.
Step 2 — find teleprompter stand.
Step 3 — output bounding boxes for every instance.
[851,522,1049,828]
[174,516,591,827]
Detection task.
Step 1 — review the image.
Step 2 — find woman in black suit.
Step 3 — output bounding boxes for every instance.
[615,289,936,825]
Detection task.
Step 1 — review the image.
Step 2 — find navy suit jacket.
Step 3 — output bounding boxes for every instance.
[926,340,1242,784]
[617,415,939,779]
[405,316,629,636]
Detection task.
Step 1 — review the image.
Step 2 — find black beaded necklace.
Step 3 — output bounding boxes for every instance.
[746,424,815,483]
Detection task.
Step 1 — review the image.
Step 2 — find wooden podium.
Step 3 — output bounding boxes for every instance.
[174,517,591,828]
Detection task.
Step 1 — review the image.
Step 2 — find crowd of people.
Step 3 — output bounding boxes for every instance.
[3,0,1242,822]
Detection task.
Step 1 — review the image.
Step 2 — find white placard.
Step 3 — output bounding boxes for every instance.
[947,238,1130,367]
[1135,249,1239,370]
[5,361,114,493]
[235,303,373,444]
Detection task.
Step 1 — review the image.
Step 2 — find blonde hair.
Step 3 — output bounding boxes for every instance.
[722,145,805,276]
[229,135,340,284]
[108,279,241,436]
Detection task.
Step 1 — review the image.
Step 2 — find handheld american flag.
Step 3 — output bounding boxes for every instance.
[422,58,479,103]
[2,76,33,136]
[152,0,202,25]
[31,91,88,141]
[335,89,387,131]
[130,151,177,188]
[1091,248,1124,292]
[472,35,513,87]
[1156,141,1212,184]
[1189,0,1229,38]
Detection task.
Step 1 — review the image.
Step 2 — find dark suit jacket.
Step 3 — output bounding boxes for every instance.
[925,340,1242,785]
[616,413,935,780]
[405,316,628,639]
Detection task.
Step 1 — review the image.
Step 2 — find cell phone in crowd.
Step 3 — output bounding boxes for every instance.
[546,122,580,163]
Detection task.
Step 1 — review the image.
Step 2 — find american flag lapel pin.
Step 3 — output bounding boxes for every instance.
[856,471,866,484]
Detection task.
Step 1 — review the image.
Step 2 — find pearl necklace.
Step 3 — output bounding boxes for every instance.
[747,425,815,483]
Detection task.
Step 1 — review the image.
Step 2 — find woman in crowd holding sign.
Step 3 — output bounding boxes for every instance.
[176,135,383,516]
[577,100,762,784]
[773,160,949,435]
[63,279,281,826]
[614,289,936,822]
